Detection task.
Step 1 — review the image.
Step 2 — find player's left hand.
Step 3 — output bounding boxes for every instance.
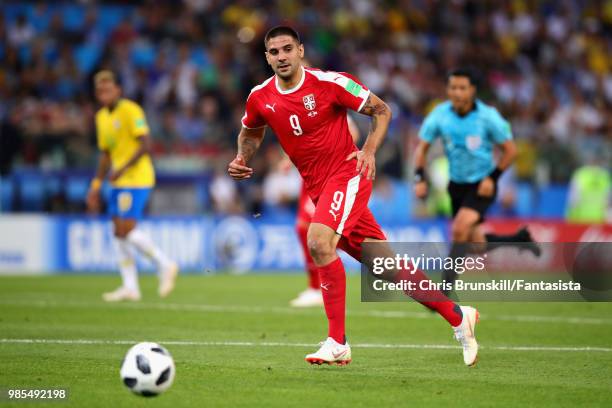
[346,150,376,180]
[477,177,495,197]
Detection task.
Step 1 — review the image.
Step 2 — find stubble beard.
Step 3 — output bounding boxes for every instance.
[275,63,296,81]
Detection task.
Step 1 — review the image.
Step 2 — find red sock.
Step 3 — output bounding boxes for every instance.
[318,257,346,344]
[395,267,463,327]
[297,223,320,289]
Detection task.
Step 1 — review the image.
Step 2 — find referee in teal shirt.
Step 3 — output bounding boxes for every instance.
[414,68,540,295]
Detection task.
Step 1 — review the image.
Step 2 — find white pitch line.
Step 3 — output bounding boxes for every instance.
[489,314,612,325]
[1,338,610,353]
[1,298,612,326]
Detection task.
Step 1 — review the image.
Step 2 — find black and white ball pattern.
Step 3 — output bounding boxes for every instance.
[120,342,175,397]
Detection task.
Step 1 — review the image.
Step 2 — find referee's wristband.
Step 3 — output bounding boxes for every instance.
[489,167,503,182]
[414,168,426,183]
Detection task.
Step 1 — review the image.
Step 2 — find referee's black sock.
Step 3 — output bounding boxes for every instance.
[485,232,521,245]
[485,226,541,256]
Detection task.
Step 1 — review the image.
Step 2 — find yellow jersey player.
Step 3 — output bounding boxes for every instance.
[86,70,178,302]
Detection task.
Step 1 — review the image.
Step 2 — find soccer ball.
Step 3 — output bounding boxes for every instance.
[120,342,175,397]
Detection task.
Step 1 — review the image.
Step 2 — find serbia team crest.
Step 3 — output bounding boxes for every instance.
[303,94,316,111]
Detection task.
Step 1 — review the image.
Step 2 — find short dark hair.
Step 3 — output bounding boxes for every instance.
[264,26,301,48]
[94,70,119,86]
[447,67,479,88]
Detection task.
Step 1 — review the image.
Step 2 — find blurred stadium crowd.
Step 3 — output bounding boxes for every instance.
[0,0,610,218]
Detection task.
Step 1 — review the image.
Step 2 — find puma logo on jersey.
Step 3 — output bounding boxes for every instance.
[265,103,276,112]
[329,209,339,221]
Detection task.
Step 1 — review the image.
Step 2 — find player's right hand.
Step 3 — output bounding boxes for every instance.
[414,181,428,199]
[228,154,253,180]
[86,189,101,214]
[477,177,495,197]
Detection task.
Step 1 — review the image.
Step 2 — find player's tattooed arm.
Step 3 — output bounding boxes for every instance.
[87,150,111,213]
[237,126,265,163]
[348,92,392,180]
[359,93,392,152]
[109,135,152,181]
[360,94,390,118]
[229,126,265,180]
[94,151,112,182]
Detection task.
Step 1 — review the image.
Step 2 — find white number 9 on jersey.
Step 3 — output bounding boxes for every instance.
[331,191,344,211]
[289,114,303,136]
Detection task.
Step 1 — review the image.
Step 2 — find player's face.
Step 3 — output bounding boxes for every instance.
[265,35,304,80]
[95,80,121,107]
[447,76,476,114]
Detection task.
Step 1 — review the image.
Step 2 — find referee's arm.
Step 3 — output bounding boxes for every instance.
[494,139,517,172]
[478,139,517,197]
[413,140,431,199]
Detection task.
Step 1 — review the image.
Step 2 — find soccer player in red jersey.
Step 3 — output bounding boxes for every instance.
[228,26,479,366]
[290,115,360,308]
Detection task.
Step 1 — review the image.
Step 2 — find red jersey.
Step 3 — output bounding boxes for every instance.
[241,66,370,200]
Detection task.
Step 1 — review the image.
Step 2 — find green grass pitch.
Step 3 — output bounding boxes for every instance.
[1,274,612,407]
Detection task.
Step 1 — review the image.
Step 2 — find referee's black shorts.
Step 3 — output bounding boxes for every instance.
[448,180,497,223]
